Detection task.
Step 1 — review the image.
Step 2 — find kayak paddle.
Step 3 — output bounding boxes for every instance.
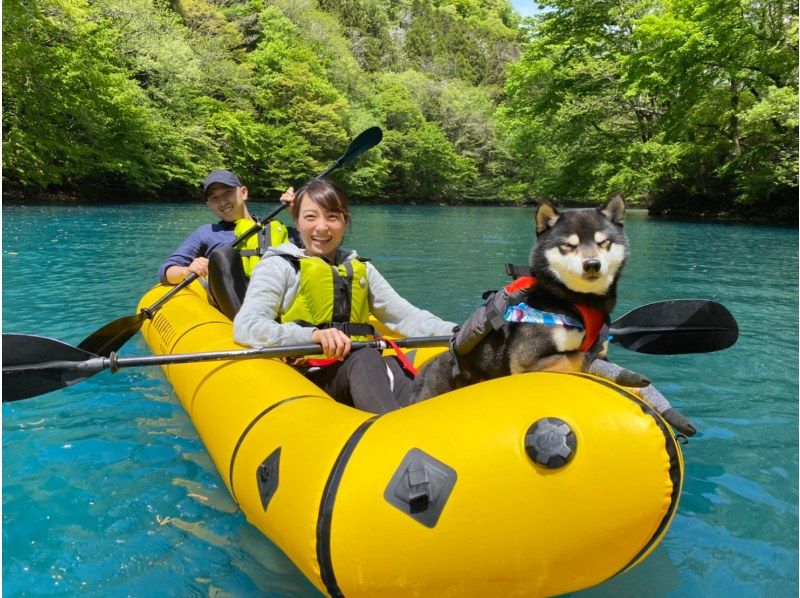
[76,126,384,358]
[3,298,738,402]
[2,334,449,403]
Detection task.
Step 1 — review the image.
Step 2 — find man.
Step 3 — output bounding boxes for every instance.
[159,169,296,318]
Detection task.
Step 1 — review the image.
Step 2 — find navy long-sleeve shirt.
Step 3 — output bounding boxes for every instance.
[158,218,301,283]
[158,220,238,284]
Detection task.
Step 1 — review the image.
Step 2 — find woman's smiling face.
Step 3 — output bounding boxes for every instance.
[296,194,346,261]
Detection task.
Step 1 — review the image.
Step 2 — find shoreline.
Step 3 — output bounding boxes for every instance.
[2,188,795,225]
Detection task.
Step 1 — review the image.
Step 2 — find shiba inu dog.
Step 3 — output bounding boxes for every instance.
[412,194,696,436]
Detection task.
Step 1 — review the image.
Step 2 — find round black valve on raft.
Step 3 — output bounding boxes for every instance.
[525,418,576,468]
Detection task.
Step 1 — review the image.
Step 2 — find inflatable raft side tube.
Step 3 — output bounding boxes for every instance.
[227,394,319,504]
[568,372,683,575]
[317,416,380,598]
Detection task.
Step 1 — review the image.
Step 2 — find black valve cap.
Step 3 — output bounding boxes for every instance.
[525,418,576,468]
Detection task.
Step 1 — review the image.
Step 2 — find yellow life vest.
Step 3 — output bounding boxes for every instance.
[234,219,289,277]
[281,255,373,341]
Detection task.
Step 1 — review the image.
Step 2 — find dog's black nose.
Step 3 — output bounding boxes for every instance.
[583,259,601,273]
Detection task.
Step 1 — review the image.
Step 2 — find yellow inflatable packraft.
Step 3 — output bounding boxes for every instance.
[138,281,683,597]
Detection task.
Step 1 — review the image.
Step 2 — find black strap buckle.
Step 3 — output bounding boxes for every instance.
[314,322,375,337]
[338,322,375,337]
[505,263,531,279]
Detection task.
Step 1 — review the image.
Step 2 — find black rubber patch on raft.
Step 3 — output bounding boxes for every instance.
[256,447,281,511]
[566,372,683,575]
[228,394,321,505]
[384,448,457,527]
[317,416,379,598]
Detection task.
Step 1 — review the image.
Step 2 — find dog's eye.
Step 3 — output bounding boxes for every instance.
[559,243,577,254]
[598,239,612,250]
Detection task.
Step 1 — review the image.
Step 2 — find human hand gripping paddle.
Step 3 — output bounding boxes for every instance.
[3,299,738,402]
[76,126,384,358]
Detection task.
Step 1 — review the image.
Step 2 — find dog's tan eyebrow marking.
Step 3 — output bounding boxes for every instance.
[566,234,579,245]
[594,232,608,243]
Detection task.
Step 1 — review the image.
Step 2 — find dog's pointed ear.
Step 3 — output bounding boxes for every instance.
[535,201,560,234]
[600,192,625,225]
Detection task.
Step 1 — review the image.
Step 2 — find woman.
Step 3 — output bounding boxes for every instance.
[233,179,456,413]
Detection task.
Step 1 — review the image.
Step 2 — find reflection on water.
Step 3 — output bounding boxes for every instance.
[3,203,797,596]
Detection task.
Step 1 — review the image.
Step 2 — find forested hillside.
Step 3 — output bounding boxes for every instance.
[3,0,522,201]
[503,0,798,216]
[3,0,797,216]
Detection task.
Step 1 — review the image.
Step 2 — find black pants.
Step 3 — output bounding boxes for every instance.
[207,246,248,320]
[307,348,415,414]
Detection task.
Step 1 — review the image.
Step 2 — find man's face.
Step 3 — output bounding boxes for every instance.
[206,183,248,222]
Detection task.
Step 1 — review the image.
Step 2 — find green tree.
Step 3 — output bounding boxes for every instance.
[317,0,402,71]
[248,7,350,191]
[3,0,524,202]
[625,0,798,205]
[405,0,521,86]
[3,0,161,191]
[371,72,478,199]
[501,0,798,208]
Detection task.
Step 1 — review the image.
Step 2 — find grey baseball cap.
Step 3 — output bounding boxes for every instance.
[203,170,241,195]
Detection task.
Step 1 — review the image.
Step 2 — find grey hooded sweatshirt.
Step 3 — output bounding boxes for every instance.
[233,243,456,348]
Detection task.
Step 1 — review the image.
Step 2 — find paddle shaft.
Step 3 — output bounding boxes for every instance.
[40,307,736,375]
[42,313,721,375]
[7,336,451,377]
[3,296,739,402]
[316,156,347,180]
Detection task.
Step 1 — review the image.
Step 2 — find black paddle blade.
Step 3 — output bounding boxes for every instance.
[610,299,739,355]
[3,334,98,402]
[344,126,383,163]
[77,312,145,357]
[318,126,383,179]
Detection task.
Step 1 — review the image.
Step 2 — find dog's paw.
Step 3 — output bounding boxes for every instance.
[587,359,650,387]
[614,367,650,387]
[662,407,697,437]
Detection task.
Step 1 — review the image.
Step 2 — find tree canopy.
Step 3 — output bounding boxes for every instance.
[3,0,796,215]
[501,0,798,213]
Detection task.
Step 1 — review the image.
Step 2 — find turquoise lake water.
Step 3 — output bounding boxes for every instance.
[3,203,798,596]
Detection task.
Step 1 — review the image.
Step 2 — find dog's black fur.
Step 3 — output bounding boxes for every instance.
[411,194,629,402]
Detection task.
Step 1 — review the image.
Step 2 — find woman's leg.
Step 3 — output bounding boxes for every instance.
[207,246,248,320]
[309,348,407,414]
[384,356,415,407]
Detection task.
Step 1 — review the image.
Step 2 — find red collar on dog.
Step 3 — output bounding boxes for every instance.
[503,276,606,353]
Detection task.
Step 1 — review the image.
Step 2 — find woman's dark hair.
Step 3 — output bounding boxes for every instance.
[291,179,350,225]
